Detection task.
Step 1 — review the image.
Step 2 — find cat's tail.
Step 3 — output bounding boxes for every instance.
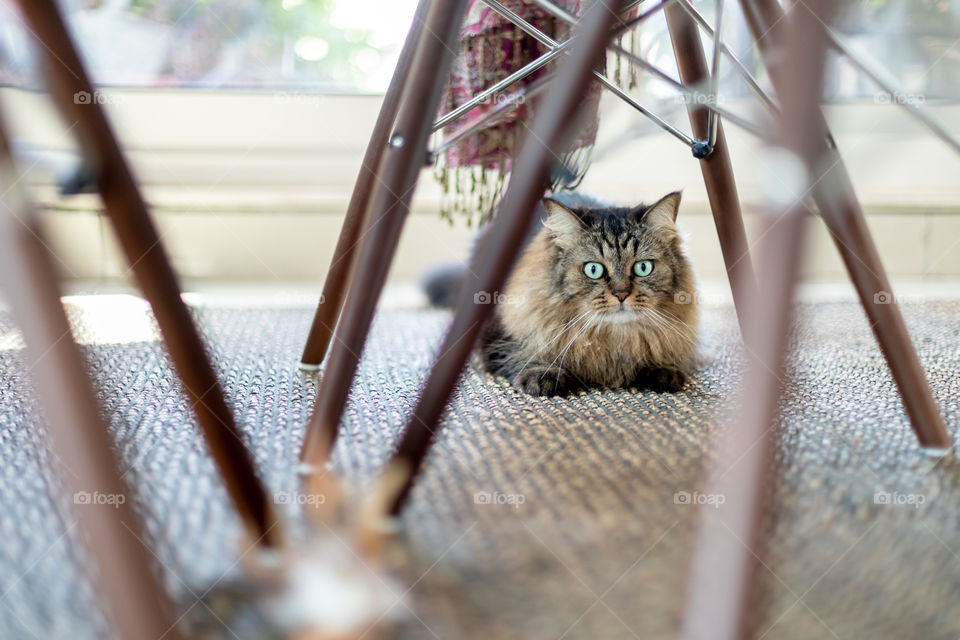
[420,262,467,308]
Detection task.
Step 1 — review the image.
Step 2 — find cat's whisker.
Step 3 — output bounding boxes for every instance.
[637,309,669,338]
[553,312,600,375]
[512,309,595,378]
[648,305,698,338]
[545,317,592,373]
[640,313,692,359]
[641,307,698,349]
[538,309,594,353]
[653,306,698,333]
[641,306,681,335]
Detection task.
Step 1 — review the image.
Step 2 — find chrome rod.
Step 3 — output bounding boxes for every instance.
[433,43,568,131]
[826,28,960,157]
[615,0,679,34]
[542,0,775,133]
[676,0,779,116]
[525,0,576,24]
[601,73,695,144]
[528,0,678,38]
[484,0,559,49]
[707,0,724,147]
[479,0,695,145]
[440,0,769,147]
[522,0,767,139]
[527,0,646,24]
[609,42,769,137]
[431,77,553,155]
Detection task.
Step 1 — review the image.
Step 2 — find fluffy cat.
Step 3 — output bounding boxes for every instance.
[424,191,698,396]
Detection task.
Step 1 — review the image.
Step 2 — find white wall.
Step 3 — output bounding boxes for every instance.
[3,87,960,284]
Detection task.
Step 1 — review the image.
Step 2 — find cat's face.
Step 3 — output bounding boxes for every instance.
[542,192,688,324]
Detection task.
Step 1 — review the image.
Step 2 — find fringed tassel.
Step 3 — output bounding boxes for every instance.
[434,161,510,226]
[615,35,624,86]
[628,28,641,89]
[605,19,642,89]
[434,8,604,226]
[434,160,452,226]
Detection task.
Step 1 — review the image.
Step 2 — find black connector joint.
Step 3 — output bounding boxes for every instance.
[691,140,713,159]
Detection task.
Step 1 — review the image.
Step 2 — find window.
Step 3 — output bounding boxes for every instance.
[0,0,418,91]
[631,0,960,104]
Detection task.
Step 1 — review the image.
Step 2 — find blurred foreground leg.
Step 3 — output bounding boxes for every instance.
[682,2,832,638]
[16,0,281,546]
[0,119,182,640]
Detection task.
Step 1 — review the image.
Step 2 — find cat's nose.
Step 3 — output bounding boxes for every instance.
[612,290,630,302]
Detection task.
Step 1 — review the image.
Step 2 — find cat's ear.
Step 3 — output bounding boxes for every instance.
[633,191,681,233]
[543,198,583,245]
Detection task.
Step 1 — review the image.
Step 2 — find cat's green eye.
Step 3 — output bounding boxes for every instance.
[633,260,654,277]
[583,262,605,279]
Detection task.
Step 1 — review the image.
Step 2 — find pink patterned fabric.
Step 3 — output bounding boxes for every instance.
[438,0,601,174]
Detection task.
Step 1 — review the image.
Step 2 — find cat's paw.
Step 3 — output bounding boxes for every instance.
[513,366,579,397]
[633,367,687,392]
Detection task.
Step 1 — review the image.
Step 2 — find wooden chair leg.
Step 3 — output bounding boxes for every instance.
[299,0,471,466]
[682,203,808,640]
[682,3,833,637]
[815,193,951,450]
[665,4,757,333]
[299,0,432,369]
[17,0,281,547]
[375,0,630,516]
[0,122,183,640]
[741,0,951,451]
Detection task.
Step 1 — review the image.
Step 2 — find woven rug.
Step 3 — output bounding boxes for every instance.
[0,295,958,639]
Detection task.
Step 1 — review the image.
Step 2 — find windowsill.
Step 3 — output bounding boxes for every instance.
[3,87,960,281]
